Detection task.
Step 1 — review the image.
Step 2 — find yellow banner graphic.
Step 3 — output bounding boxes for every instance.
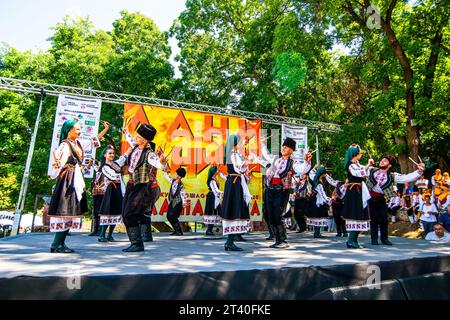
[122,104,263,222]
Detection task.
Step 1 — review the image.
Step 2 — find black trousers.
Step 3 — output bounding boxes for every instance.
[167,202,183,225]
[294,197,308,231]
[122,183,154,228]
[332,201,347,234]
[265,188,289,226]
[388,205,401,217]
[369,196,389,241]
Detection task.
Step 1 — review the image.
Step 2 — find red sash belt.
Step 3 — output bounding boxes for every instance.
[271,178,282,185]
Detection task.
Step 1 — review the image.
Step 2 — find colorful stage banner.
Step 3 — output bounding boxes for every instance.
[122,104,263,223]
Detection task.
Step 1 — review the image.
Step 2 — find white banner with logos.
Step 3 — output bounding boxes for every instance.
[281,124,308,162]
[47,94,102,178]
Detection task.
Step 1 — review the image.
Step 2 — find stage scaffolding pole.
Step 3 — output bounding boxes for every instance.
[11,89,46,236]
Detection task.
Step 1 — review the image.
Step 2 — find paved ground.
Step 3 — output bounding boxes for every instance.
[1,231,449,279]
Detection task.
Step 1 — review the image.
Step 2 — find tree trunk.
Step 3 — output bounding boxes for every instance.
[278,98,286,117]
[381,15,420,172]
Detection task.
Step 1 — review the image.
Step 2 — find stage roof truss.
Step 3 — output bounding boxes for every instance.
[0,77,341,132]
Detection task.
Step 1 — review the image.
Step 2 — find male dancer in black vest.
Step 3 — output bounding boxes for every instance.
[366,155,424,246]
[122,124,166,252]
[163,167,188,236]
[255,138,312,248]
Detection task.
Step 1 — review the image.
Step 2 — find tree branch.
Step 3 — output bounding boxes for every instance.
[386,0,397,23]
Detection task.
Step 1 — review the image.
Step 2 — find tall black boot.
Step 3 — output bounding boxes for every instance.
[122,226,144,252]
[224,234,242,251]
[106,225,116,242]
[168,220,177,236]
[98,225,108,242]
[335,219,342,237]
[341,220,348,237]
[269,225,280,248]
[313,226,323,238]
[140,223,153,242]
[60,229,75,253]
[175,222,183,236]
[271,224,289,249]
[89,216,100,236]
[266,223,274,240]
[206,224,214,236]
[50,231,73,253]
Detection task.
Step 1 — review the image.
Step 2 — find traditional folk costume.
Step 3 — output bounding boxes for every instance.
[291,175,309,233]
[89,165,105,236]
[325,174,348,237]
[222,135,252,251]
[257,138,310,248]
[366,155,421,245]
[48,120,101,253]
[306,167,331,238]
[122,124,163,252]
[163,167,187,236]
[431,169,443,190]
[204,166,223,236]
[97,147,129,242]
[404,190,420,224]
[415,177,429,193]
[342,145,372,249]
[387,194,402,223]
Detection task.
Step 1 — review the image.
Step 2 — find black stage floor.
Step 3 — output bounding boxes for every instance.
[1,231,449,299]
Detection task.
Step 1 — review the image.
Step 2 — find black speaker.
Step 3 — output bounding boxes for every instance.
[311,279,406,300]
[398,271,450,300]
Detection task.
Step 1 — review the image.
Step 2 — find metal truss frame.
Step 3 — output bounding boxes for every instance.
[0,77,341,132]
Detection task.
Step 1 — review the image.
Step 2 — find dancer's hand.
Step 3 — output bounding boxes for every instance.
[367,159,375,166]
[304,152,312,164]
[417,163,425,173]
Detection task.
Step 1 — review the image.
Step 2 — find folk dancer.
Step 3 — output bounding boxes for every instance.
[325,174,348,237]
[292,173,309,233]
[97,145,133,242]
[306,166,331,238]
[121,124,166,252]
[89,162,105,237]
[341,144,374,249]
[204,165,224,236]
[255,138,311,248]
[48,119,108,253]
[221,135,252,251]
[365,155,424,245]
[163,166,188,236]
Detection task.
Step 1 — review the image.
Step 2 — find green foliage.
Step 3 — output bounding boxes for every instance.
[0,2,448,210]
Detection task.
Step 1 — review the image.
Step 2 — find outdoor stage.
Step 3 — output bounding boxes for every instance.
[1,231,449,300]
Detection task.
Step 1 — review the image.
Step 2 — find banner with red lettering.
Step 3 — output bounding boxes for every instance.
[122,104,263,222]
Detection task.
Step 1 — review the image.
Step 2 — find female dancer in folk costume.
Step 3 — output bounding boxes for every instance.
[97,145,133,242]
[204,165,224,236]
[48,119,109,253]
[221,135,252,251]
[325,174,348,237]
[306,166,331,238]
[342,144,374,249]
